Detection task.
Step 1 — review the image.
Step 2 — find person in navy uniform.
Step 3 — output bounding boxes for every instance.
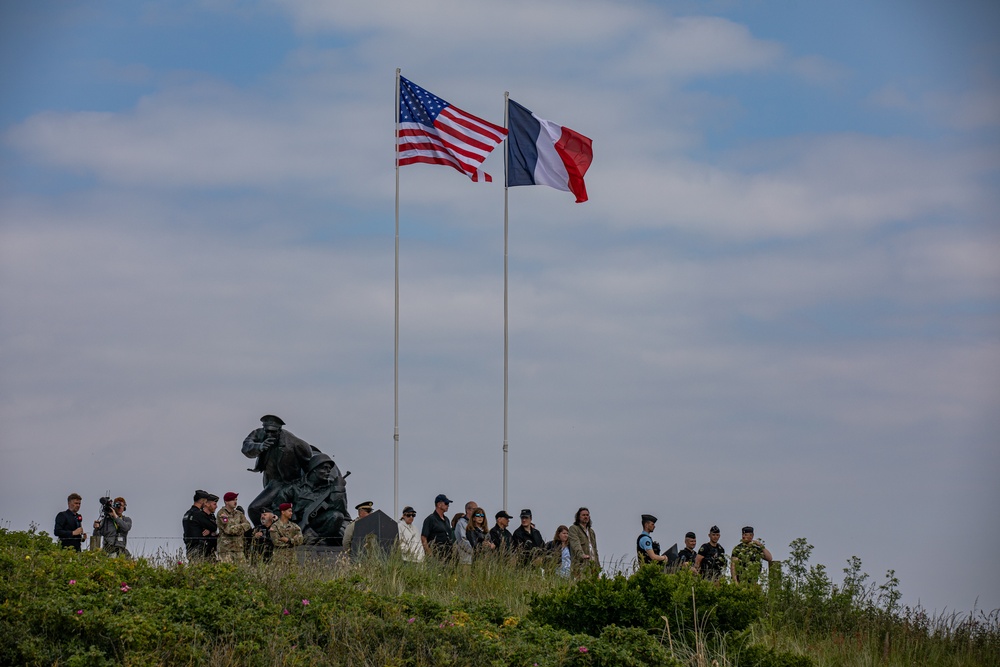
[54,493,87,551]
[182,490,219,560]
[636,514,668,565]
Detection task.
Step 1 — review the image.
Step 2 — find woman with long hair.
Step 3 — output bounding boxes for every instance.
[546,524,571,577]
[567,507,599,577]
[465,507,494,559]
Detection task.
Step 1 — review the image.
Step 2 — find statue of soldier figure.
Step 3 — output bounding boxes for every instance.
[242,414,349,545]
[275,452,350,545]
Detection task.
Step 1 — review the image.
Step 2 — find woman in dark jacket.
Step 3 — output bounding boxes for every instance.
[466,508,494,560]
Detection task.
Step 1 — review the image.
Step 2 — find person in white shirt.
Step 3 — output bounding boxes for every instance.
[397,505,424,562]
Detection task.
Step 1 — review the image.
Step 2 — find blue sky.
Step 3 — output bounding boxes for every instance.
[1,0,998,615]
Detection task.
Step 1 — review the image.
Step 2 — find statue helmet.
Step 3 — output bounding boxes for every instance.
[306,452,334,474]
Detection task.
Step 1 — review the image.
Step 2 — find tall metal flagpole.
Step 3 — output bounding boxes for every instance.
[394,68,401,519]
[502,92,510,512]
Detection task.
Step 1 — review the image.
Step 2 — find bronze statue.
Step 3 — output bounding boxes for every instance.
[274,452,350,545]
[242,415,349,545]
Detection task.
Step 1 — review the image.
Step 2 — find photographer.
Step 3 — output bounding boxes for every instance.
[94,496,132,557]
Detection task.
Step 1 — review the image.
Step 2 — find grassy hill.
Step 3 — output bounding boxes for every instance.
[1,528,996,666]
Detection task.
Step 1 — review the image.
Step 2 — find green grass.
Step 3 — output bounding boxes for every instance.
[1,528,996,666]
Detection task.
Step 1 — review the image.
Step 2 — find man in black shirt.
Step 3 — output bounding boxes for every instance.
[676,531,698,569]
[420,493,455,558]
[694,525,727,579]
[54,493,87,551]
[489,510,514,551]
[250,508,277,563]
[512,509,545,565]
[182,490,219,561]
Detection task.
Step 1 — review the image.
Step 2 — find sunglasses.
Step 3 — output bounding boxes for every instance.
[473,513,485,517]
[404,513,416,517]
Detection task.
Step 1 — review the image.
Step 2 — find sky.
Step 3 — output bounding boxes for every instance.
[1,0,998,615]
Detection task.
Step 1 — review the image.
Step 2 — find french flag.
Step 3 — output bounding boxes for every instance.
[506,99,593,203]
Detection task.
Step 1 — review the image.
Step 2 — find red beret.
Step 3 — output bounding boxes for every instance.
[223,492,238,502]
[279,503,292,512]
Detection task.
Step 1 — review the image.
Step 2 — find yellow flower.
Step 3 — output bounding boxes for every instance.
[503,616,519,627]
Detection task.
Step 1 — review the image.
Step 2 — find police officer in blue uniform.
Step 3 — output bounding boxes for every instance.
[636,514,668,565]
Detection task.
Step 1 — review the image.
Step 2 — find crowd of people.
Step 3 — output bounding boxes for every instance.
[52,490,773,583]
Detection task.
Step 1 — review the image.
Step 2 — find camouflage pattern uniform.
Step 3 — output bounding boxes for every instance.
[216,506,253,563]
[731,541,766,583]
[269,518,304,564]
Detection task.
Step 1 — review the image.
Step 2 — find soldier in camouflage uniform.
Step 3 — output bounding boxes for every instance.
[270,502,304,564]
[730,526,772,584]
[217,492,253,563]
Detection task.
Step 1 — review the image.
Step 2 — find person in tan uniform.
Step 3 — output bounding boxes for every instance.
[217,492,253,563]
[270,502,303,564]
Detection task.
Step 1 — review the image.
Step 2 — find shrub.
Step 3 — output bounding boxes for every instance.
[528,565,764,637]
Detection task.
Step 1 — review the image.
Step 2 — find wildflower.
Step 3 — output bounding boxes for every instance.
[282,609,290,616]
[120,584,131,592]
[76,610,83,615]
[578,646,588,653]
[24,555,30,560]
[301,599,309,606]
[69,580,76,585]
[407,617,415,624]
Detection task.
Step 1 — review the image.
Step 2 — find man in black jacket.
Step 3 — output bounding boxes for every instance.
[489,510,514,552]
[512,509,545,565]
[54,493,87,551]
[182,490,219,560]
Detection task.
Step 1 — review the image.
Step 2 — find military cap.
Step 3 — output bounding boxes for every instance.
[260,414,286,425]
[434,493,453,505]
[223,491,238,502]
[685,531,697,540]
[355,501,374,512]
[205,493,219,502]
[520,509,532,518]
[495,510,513,520]
[641,514,657,524]
[742,526,754,534]
[709,525,720,534]
[278,502,292,512]
[193,489,210,502]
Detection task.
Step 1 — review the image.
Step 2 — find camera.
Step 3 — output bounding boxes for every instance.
[99,495,115,518]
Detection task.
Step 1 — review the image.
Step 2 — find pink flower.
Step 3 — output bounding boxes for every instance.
[282,609,290,616]
[120,584,131,592]
[301,599,309,606]
[76,610,83,615]
[578,646,589,653]
[69,580,76,585]
[407,617,415,623]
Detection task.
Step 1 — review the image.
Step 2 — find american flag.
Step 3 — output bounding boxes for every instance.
[397,76,507,182]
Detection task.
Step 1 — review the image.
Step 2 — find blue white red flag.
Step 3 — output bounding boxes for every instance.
[398,76,507,183]
[506,99,593,203]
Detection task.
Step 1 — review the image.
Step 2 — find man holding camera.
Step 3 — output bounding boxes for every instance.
[94,496,132,557]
